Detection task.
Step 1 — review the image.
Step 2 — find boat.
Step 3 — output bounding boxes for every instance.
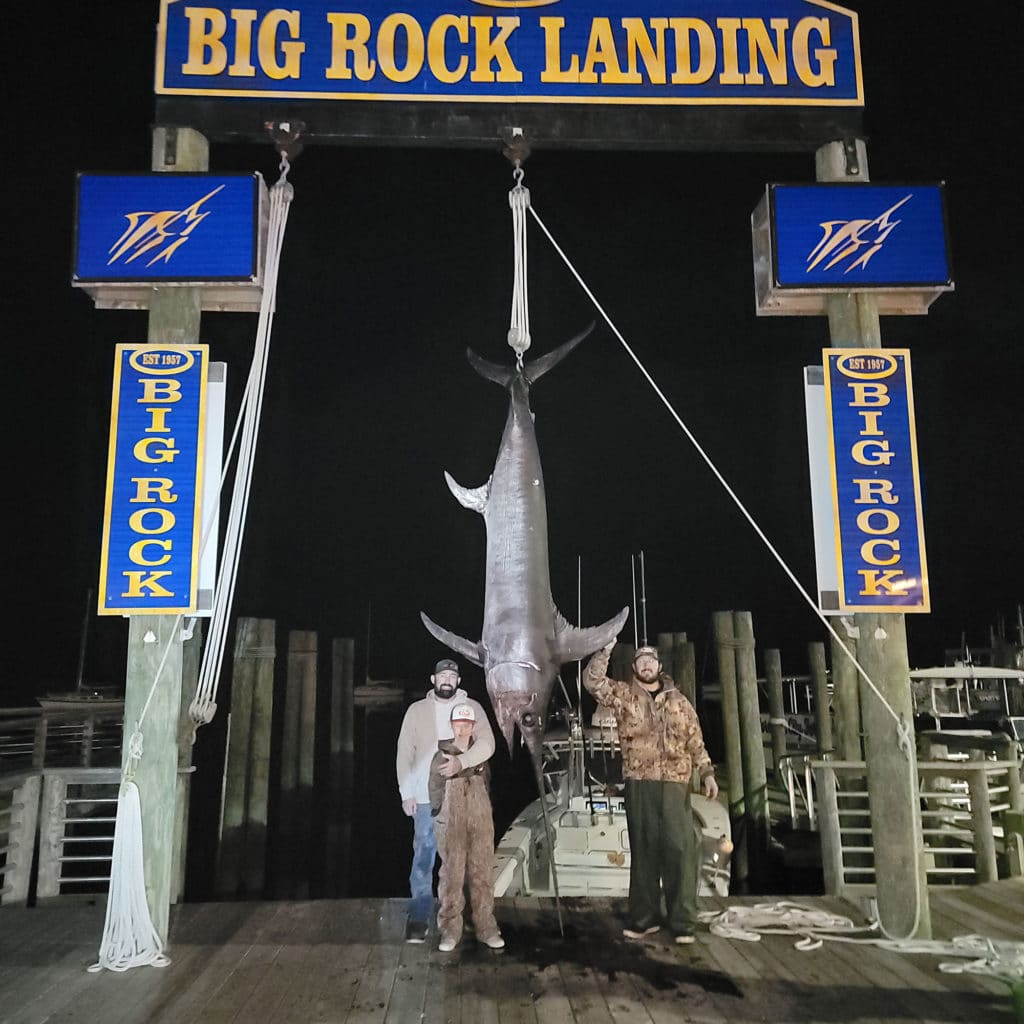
[493,706,733,900]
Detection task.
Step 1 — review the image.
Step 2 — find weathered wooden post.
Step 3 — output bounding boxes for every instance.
[808,641,833,753]
[277,629,317,898]
[764,648,788,784]
[673,632,697,707]
[734,612,769,884]
[830,626,863,761]
[817,139,930,939]
[243,619,275,896]
[327,636,355,897]
[172,617,203,903]
[713,610,747,887]
[657,632,676,677]
[114,125,209,942]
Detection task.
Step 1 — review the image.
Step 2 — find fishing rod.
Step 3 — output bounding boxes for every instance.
[638,549,648,647]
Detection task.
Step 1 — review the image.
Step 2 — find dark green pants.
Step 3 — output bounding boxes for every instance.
[624,779,699,933]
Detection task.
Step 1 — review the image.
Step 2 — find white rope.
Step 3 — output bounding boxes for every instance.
[190,170,294,724]
[89,778,169,972]
[507,165,531,363]
[698,903,1024,986]
[526,201,926,941]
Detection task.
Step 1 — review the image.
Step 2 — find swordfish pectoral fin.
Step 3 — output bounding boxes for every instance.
[552,604,631,663]
[444,471,490,514]
[419,611,484,667]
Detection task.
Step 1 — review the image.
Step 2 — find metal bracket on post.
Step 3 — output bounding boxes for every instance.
[842,138,861,178]
[265,120,306,162]
[501,126,532,167]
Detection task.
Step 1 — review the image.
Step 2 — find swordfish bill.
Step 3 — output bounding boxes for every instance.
[421,326,629,782]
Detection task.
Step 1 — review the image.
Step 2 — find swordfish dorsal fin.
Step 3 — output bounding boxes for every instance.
[552,603,631,663]
[444,471,489,514]
[420,611,484,667]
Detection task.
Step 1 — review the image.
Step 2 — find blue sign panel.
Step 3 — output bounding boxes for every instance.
[771,183,951,288]
[74,174,260,282]
[156,0,862,106]
[99,345,210,615]
[823,349,929,613]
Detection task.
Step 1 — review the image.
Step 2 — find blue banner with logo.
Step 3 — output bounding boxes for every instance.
[823,349,929,613]
[74,174,260,282]
[771,183,951,288]
[99,345,209,615]
[156,0,862,105]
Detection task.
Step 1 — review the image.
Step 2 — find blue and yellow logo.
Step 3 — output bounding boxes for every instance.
[74,173,259,282]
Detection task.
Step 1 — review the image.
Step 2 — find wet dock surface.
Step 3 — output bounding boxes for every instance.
[1,883,1021,1023]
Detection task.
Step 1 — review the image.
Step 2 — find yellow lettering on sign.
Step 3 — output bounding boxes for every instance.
[847,382,890,407]
[669,18,715,85]
[860,539,901,566]
[128,539,173,567]
[856,409,885,436]
[621,18,668,85]
[133,437,181,464]
[378,13,425,83]
[129,478,178,504]
[427,15,469,84]
[121,571,174,599]
[539,17,579,83]
[325,13,376,80]
[138,379,182,404]
[257,9,304,80]
[856,508,900,535]
[579,18,625,84]
[181,7,228,75]
[793,17,836,87]
[470,16,522,83]
[128,508,177,535]
[850,440,894,466]
[716,18,743,84]
[143,407,173,433]
[852,479,898,505]
[742,18,789,86]
[856,569,905,596]
[229,9,258,78]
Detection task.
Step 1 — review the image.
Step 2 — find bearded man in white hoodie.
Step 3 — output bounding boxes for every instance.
[396,658,495,942]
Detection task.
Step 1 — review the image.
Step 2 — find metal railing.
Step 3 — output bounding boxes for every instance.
[0,707,122,772]
[789,755,1023,899]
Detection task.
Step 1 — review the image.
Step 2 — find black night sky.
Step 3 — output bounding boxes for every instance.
[5,5,1022,706]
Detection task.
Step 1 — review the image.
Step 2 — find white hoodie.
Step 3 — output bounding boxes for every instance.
[396,688,496,803]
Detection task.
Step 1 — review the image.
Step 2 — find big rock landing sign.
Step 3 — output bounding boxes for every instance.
[154,1,863,149]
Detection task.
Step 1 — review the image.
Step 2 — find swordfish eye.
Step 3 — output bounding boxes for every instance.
[521,712,538,729]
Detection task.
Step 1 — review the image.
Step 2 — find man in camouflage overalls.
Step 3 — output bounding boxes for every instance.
[585,642,719,944]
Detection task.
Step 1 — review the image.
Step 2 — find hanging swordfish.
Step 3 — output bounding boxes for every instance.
[421,327,629,781]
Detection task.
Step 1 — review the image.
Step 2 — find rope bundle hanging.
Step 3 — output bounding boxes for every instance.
[91,161,294,974]
[507,165,531,364]
[191,162,294,725]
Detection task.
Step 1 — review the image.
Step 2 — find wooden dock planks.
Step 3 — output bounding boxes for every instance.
[0,890,1019,1023]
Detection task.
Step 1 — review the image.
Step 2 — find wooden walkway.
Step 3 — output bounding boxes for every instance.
[1,883,1021,1023]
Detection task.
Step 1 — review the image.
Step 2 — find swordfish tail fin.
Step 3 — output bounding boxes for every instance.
[553,605,630,664]
[419,612,484,667]
[466,323,595,389]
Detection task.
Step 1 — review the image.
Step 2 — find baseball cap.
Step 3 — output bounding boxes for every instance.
[450,704,476,723]
[633,645,661,663]
[434,658,459,675]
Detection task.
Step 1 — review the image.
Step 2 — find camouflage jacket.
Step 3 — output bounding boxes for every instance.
[584,648,714,784]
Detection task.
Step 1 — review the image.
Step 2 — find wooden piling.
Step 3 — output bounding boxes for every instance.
[172,617,203,903]
[764,649,788,785]
[327,637,355,897]
[830,628,862,761]
[817,137,930,940]
[713,611,747,887]
[733,612,769,882]
[243,619,275,896]
[673,633,697,707]
[808,641,833,753]
[656,632,675,676]
[278,629,317,898]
